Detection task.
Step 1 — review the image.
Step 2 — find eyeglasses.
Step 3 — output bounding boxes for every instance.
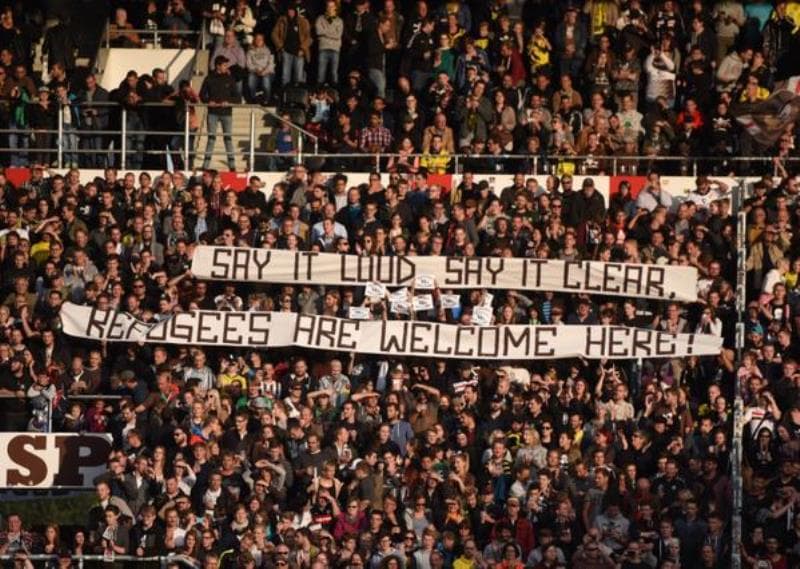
[542,426,553,431]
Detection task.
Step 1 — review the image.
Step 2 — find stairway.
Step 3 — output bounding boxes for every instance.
[192,104,276,172]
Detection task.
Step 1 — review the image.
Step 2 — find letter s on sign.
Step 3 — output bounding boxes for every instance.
[6,435,48,486]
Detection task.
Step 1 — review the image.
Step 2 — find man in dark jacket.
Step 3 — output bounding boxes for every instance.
[406,18,435,93]
[200,55,239,171]
[569,177,607,227]
[78,74,110,168]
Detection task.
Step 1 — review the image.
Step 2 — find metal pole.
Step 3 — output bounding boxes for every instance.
[314,137,319,155]
[297,135,304,166]
[57,107,64,169]
[121,107,127,170]
[183,106,190,170]
[612,157,618,176]
[249,109,256,172]
[375,153,380,172]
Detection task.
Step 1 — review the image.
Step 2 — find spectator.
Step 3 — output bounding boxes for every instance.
[271,2,312,86]
[200,55,239,172]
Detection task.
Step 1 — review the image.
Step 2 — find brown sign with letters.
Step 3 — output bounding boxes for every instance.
[0,433,112,488]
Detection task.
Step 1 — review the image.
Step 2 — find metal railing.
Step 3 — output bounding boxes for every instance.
[0,97,790,174]
[0,553,193,568]
[103,22,201,49]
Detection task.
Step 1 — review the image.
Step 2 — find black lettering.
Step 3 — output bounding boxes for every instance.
[464,258,483,286]
[477,327,499,357]
[584,327,607,356]
[444,257,463,286]
[380,321,408,352]
[454,327,475,357]
[655,332,677,356]
[533,327,556,356]
[340,255,356,282]
[583,262,602,291]
[375,256,394,283]
[210,248,231,279]
[197,312,220,344]
[107,312,127,340]
[526,259,547,287]
[294,252,300,280]
[484,258,505,286]
[623,265,643,296]
[608,326,630,357]
[632,328,652,356]
[147,318,169,342]
[645,267,666,299]
[503,327,530,356]
[337,319,359,350]
[86,307,111,337]
[397,256,416,285]
[126,319,152,341]
[249,313,271,345]
[232,249,251,281]
[602,263,622,293]
[222,313,246,345]
[357,256,373,283]
[432,324,453,356]
[563,261,582,290]
[169,313,193,343]
[302,252,318,280]
[252,250,271,280]
[315,316,338,348]
[293,314,316,344]
[410,322,432,354]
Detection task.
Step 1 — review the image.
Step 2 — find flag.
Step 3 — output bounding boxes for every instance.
[733,89,800,146]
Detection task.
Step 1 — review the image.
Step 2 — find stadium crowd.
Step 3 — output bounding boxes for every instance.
[0,0,798,173]
[0,0,797,568]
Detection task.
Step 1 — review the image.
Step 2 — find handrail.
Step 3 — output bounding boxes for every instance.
[104,20,200,49]
[0,97,788,172]
[261,106,320,155]
[0,553,187,569]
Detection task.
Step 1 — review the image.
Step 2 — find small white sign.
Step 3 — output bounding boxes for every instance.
[412,294,435,311]
[365,282,387,299]
[349,306,371,320]
[389,288,410,302]
[472,306,493,326]
[390,301,410,315]
[440,294,461,309]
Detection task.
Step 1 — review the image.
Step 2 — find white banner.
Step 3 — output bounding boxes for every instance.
[191,247,698,301]
[0,433,113,488]
[60,304,721,360]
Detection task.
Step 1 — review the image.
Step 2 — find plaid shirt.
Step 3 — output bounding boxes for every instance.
[359,126,393,152]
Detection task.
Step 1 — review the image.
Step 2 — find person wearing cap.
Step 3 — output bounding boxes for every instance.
[199,55,239,171]
[271,2,312,86]
[569,177,606,226]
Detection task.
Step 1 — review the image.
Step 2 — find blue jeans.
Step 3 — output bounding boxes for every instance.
[281,52,305,85]
[368,68,386,98]
[203,113,235,170]
[125,111,145,168]
[248,73,273,101]
[317,49,339,84]
[8,117,28,167]
[60,127,79,167]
